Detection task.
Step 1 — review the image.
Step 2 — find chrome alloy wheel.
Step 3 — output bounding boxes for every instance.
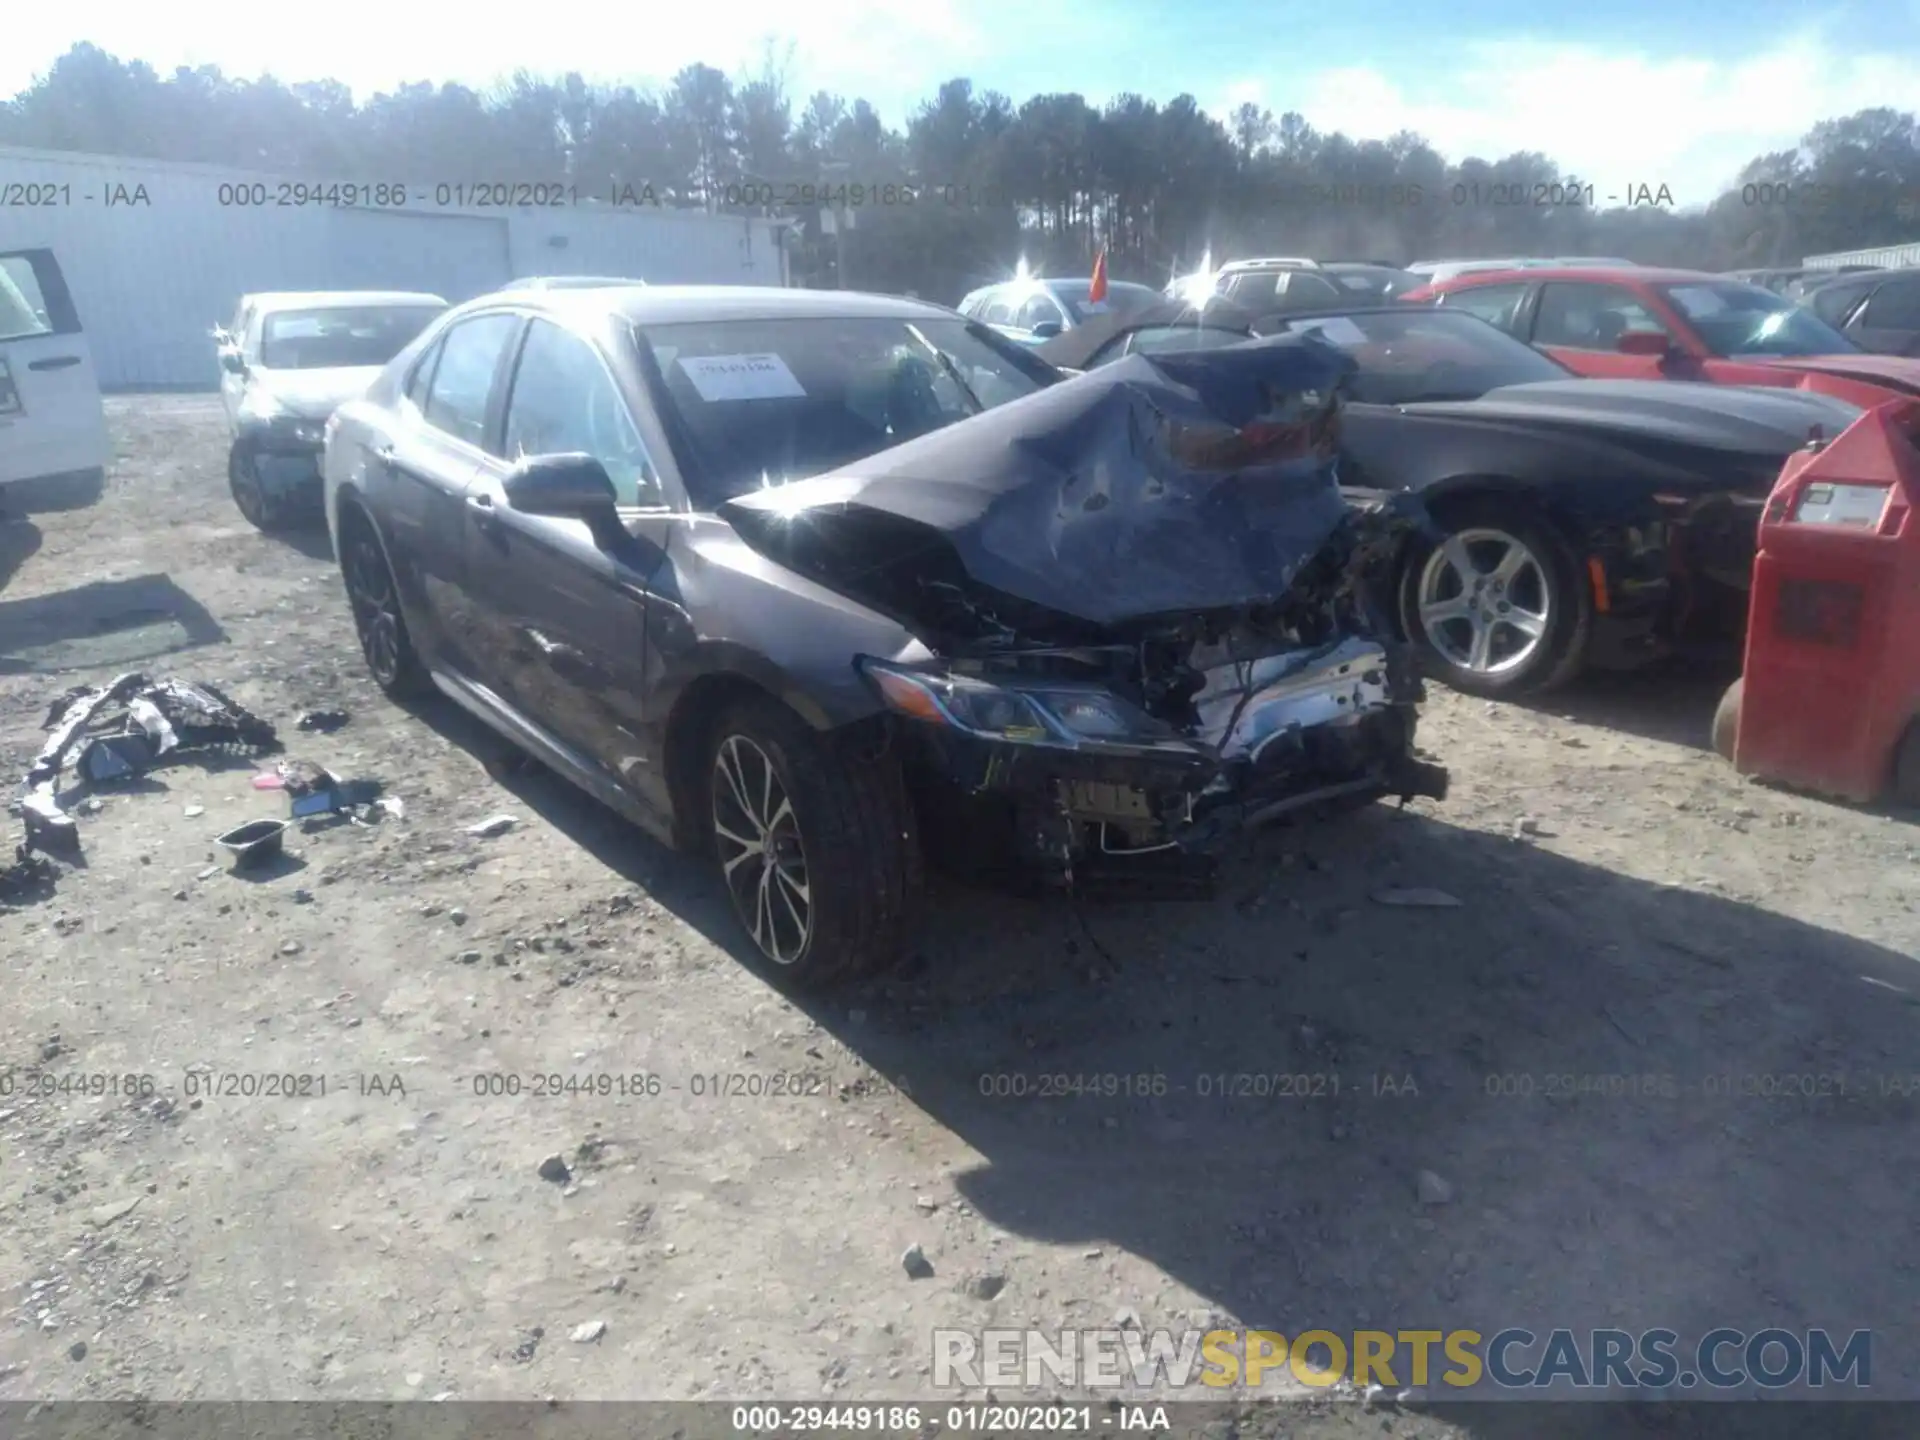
[1416,527,1553,675]
[712,734,812,964]
[342,533,405,687]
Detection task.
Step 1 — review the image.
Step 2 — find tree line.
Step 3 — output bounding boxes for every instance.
[4,43,1917,299]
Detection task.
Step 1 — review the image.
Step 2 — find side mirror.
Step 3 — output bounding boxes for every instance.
[1029,320,1064,339]
[504,452,619,524]
[1616,330,1672,357]
[220,352,247,375]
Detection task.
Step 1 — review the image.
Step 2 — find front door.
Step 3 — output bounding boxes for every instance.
[1529,281,1691,380]
[0,249,108,489]
[462,317,669,785]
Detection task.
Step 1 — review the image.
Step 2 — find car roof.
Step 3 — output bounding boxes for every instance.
[465,284,965,326]
[1427,266,1727,288]
[244,290,447,311]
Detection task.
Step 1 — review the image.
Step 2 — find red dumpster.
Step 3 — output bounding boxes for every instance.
[1712,397,1920,806]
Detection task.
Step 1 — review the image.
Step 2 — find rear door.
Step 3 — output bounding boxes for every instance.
[0,249,109,489]
[1845,277,1920,356]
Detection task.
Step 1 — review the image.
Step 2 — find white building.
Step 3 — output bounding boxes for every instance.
[1800,241,1920,271]
[0,144,792,389]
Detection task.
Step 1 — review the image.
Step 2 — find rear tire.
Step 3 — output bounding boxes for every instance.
[339,510,431,701]
[1397,497,1588,698]
[707,696,922,989]
[1711,678,1743,764]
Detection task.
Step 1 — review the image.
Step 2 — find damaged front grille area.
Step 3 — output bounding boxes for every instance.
[862,502,1449,896]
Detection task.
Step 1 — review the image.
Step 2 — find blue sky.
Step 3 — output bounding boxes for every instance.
[8,0,1917,208]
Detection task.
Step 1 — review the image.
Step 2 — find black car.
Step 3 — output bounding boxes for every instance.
[1799,267,1920,356]
[322,286,1446,986]
[1037,304,1863,697]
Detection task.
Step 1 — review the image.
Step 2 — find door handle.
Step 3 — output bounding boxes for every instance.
[373,443,397,464]
[27,355,82,372]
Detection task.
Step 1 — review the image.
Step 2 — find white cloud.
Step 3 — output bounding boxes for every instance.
[1223,35,1919,209]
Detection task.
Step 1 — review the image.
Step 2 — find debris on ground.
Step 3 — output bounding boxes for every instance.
[570,1320,607,1344]
[1416,1169,1454,1205]
[538,1154,572,1184]
[1370,887,1463,908]
[466,814,518,837]
[13,674,280,886]
[216,819,290,869]
[901,1244,934,1279]
[295,710,351,733]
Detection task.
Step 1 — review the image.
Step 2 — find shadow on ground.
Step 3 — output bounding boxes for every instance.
[0,573,226,676]
[1511,651,1743,753]
[391,671,1919,1424]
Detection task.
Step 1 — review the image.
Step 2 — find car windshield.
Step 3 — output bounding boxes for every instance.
[1050,281,1161,323]
[259,305,445,369]
[1658,283,1859,357]
[638,315,1056,505]
[1269,308,1570,404]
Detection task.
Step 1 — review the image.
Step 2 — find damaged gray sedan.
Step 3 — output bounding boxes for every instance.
[323,286,1445,987]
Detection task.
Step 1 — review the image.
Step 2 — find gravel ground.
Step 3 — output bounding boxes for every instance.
[1,396,1917,1437]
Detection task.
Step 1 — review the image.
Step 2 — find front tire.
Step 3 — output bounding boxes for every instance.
[228,444,285,532]
[707,697,923,988]
[339,512,430,700]
[1397,498,1588,698]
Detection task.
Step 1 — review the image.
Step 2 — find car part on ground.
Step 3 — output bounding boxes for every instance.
[6,673,282,902]
[323,285,1446,987]
[1714,399,1920,808]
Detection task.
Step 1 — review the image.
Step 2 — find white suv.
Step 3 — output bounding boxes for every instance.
[0,247,109,513]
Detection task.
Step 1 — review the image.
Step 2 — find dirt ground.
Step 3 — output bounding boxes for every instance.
[1,396,1917,1436]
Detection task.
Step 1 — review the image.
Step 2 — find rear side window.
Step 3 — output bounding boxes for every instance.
[405,337,443,409]
[1808,281,1873,326]
[0,250,80,341]
[422,314,519,449]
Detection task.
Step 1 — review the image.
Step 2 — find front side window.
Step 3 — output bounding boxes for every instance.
[1658,282,1857,357]
[0,252,63,342]
[1532,284,1673,350]
[639,315,1054,505]
[1016,293,1066,330]
[504,320,662,506]
[422,313,519,449]
[259,305,446,370]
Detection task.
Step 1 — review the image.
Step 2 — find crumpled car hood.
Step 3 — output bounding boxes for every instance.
[721,337,1360,630]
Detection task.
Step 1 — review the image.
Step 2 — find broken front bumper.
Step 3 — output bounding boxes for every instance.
[870,637,1449,895]
[235,415,327,499]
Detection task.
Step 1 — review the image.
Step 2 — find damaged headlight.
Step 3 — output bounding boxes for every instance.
[858,658,1197,755]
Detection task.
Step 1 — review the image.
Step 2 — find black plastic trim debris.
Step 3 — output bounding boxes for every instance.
[4,673,281,905]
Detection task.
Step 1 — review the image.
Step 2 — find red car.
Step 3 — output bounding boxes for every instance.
[1399,266,1920,407]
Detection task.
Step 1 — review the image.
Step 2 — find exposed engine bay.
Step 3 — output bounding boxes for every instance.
[722,335,1450,894]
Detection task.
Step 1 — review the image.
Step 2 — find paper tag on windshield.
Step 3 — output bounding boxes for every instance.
[677,353,806,401]
[1295,317,1368,347]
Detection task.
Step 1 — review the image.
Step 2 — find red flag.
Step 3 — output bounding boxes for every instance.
[1088,251,1109,304]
